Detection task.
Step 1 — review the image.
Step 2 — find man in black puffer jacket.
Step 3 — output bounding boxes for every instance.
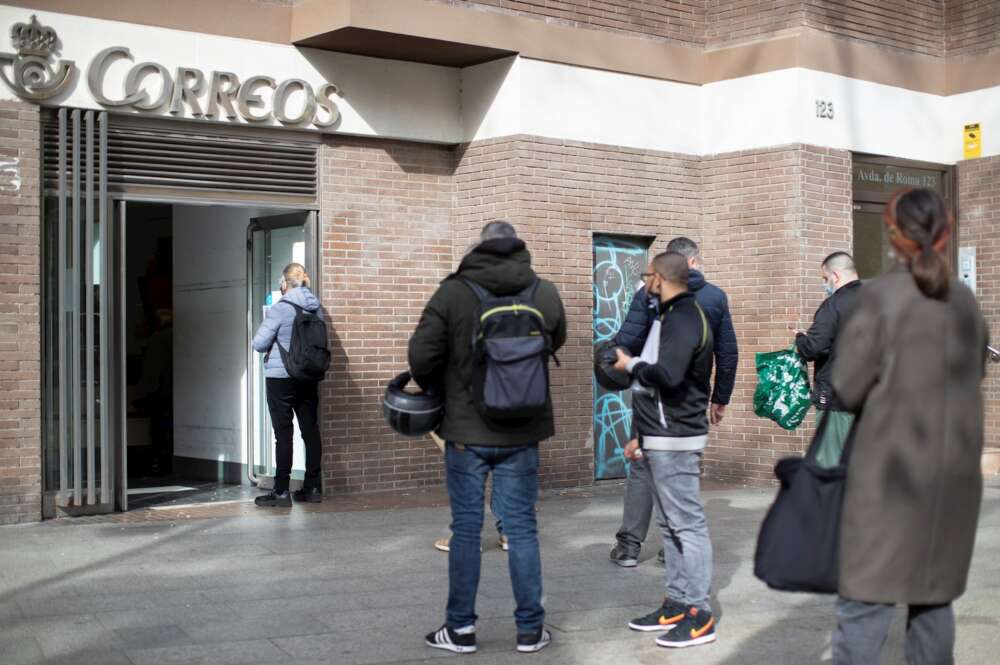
[410,221,566,656]
[609,237,738,567]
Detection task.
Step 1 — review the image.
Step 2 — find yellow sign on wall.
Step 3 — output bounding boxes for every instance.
[964,123,982,159]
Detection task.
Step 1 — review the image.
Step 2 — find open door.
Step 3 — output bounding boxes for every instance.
[246,212,317,487]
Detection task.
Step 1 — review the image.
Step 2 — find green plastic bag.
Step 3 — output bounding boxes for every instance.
[753,346,811,431]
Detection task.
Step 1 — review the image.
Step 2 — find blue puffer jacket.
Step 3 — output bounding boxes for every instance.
[252,286,324,378]
[613,270,738,405]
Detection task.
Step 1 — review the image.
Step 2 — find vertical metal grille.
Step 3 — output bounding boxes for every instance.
[50,108,110,509]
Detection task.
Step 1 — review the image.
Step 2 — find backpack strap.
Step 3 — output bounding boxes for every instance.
[694,302,709,353]
[263,300,303,362]
[461,278,493,303]
[518,279,540,301]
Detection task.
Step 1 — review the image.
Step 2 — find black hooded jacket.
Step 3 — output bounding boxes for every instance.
[408,238,567,446]
[795,279,862,411]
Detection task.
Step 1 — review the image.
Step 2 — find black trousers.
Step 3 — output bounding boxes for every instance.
[265,378,322,493]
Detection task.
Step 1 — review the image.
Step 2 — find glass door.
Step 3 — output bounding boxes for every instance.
[246,212,316,485]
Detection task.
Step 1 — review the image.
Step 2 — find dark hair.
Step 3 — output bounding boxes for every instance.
[821,251,855,273]
[893,189,951,300]
[666,237,699,259]
[651,251,689,287]
[481,220,517,241]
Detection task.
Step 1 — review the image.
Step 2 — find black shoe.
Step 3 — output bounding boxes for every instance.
[628,599,689,632]
[657,548,665,564]
[254,490,291,507]
[655,607,717,648]
[293,486,322,503]
[425,625,477,654]
[609,543,639,568]
[516,627,552,653]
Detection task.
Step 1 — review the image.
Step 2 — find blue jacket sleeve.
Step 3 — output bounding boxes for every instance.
[613,288,653,356]
[711,297,738,405]
[252,305,283,353]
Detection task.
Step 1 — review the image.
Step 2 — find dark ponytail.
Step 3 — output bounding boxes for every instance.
[890,189,952,301]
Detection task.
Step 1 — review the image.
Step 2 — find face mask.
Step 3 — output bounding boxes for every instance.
[823,281,835,297]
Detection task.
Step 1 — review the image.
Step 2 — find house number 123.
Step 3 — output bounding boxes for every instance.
[816,100,835,119]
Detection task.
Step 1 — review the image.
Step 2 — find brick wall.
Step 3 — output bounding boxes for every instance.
[946,0,1000,56]
[708,0,946,55]
[0,101,41,525]
[455,135,701,487]
[439,1,706,45]
[318,136,455,493]
[804,1,945,57]
[699,144,851,482]
[958,155,1000,449]
[706,0,805,47]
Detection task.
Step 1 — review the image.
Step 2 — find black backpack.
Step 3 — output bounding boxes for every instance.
[463,278,555,421]
[269,301,330,382]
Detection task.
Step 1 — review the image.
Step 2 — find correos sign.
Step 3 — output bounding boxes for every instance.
[87,46,340,128]
[0,14,342,130]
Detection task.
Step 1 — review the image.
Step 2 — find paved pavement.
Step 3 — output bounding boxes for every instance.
[2,479,999,665]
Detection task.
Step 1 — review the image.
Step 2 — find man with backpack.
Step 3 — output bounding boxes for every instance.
[614,251,717,648]
[251,263,330,507]
[409,221,566,655]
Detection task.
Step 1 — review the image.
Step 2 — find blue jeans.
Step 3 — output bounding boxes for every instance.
[446,442,543,633]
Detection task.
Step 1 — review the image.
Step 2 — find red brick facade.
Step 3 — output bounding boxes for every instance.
[947,0,1000,56]
[958,155,1000,449]
[443,1,706,45]
[700,145,852,481]
[319,136,455,494]
[314,135,853,492]
[455,136,701,487]
[445,0,958,56]
[0,101,41,525]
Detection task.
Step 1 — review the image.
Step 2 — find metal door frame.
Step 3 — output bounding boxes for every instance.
[245,211,318,485]
[109,198,318,506]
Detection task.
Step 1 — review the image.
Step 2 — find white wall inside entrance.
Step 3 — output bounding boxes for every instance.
[172,205,293,474]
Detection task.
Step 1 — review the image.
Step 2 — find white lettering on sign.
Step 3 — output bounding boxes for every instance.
[87,46,341,129]
[0,156,20,192]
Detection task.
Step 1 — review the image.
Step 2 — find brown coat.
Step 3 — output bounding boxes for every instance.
[833,268,989,605]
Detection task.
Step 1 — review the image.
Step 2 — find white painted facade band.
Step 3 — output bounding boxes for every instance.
[1,5,997,163]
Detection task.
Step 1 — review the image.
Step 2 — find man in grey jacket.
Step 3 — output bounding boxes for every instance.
[251,263,325,507]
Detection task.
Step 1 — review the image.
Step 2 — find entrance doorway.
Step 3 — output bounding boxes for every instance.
[851,156,955,278]
[42,197,317,514]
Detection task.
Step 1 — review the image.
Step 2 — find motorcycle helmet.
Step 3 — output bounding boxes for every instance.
[594,341,631,392]
[383,371,443,437]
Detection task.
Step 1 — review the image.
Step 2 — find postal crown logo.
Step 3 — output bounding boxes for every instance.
[0,15,74,101]
[12,15,57,57]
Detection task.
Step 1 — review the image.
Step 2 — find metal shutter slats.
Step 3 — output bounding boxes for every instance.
[43,113,317,201]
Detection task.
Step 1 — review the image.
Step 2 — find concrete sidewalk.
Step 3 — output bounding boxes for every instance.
[2,480,999,665]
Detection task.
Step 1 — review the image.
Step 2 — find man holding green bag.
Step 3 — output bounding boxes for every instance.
[792,252,861,467]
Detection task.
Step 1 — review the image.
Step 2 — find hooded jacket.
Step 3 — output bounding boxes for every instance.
[252,286,324,379]
[408,238,567,446]
[627,291,714,450]
[795,279,861,411]
[614,269,737,405]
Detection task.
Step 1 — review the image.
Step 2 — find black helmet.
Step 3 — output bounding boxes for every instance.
[383,371,443,437]
[594,341,631,392]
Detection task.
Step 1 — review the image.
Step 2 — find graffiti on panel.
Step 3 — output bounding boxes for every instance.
[593,236,648,481]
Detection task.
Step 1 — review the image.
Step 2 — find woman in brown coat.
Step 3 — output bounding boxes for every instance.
[832,188,989,664]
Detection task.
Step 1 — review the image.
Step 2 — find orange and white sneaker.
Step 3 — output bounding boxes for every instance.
[627,599,688,632]
[655,607,717,648]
